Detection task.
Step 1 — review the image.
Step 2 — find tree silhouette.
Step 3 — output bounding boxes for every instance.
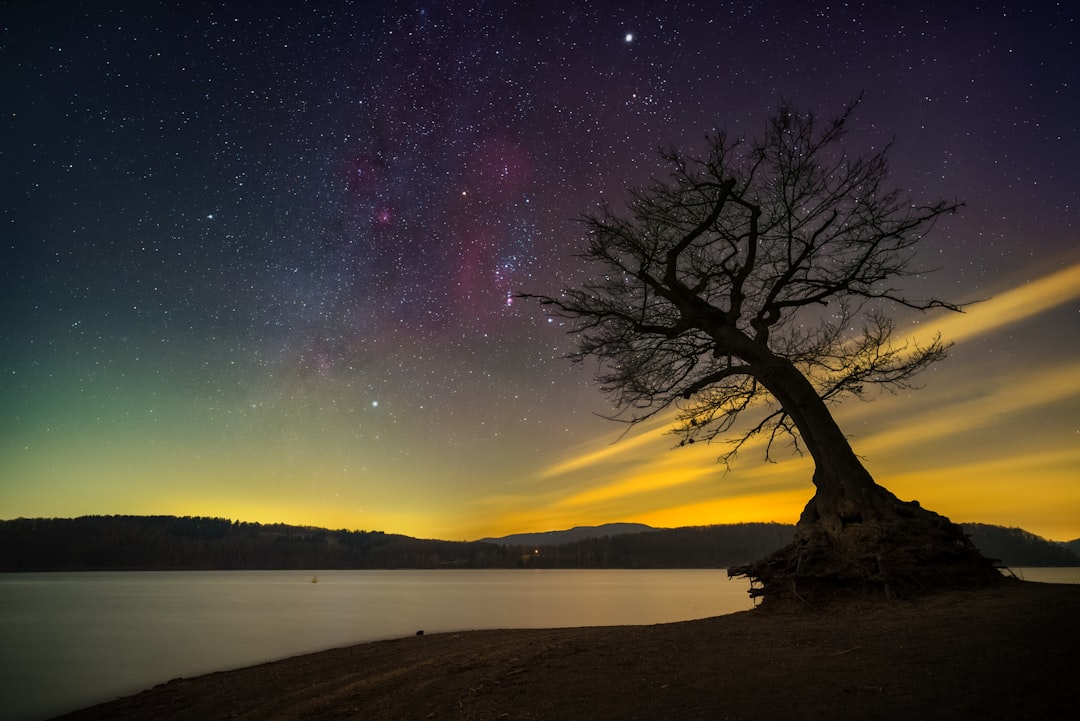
[528,101,999,602]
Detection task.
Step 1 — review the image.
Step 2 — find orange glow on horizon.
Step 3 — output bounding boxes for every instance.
[3,261,1079,543]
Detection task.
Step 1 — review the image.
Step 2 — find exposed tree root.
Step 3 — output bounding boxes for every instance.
[731,501,1004,605]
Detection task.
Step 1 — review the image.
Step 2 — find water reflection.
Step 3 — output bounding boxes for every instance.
[0,569,750,720]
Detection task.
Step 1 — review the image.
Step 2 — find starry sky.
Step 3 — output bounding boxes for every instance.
[3,1,1078,542]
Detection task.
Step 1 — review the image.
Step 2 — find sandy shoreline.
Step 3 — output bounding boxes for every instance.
[53,580,1079,721]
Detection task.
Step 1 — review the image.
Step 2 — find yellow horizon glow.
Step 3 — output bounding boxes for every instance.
[3,260,1079,543]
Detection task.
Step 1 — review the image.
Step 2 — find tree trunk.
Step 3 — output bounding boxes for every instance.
[729,348,1001,603]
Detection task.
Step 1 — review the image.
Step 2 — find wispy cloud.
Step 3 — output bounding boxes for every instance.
[539,417,671,479]
[520,262,1080,534]
[855,359,1080,456]
[910,260,1080,346]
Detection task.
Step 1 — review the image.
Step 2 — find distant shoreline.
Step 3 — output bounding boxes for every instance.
[53,581,1080,721]
[4,516,1078,571]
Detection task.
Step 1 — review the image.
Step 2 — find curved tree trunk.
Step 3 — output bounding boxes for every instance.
[729,349,1001,603]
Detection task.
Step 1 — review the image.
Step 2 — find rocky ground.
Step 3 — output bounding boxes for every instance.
[54,580,1079,721]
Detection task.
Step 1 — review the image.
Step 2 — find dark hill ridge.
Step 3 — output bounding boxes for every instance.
[0,515,1076,571]
[962,523,1080,567]
[478,522,656,547]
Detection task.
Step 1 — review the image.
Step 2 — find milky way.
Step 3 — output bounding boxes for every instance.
[3,1,1078,540]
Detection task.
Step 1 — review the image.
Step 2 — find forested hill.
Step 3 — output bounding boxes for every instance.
[0,517,790,571]
[962,523,1080,568]
[0,516,1077,571]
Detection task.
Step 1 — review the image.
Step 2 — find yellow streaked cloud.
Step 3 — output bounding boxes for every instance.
[551,451,719,509]
[508,260,1080,541]
[539,415,672,479]
[545,261,1080,481]
[885,446,1080,496]
[911,260,1080,346]
[855,359,1080,456]
[880,446,1080,538]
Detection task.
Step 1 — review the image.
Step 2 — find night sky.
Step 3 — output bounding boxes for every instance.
[3,1,1078,542]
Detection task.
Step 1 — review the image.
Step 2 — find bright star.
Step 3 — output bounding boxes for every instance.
[625,33,634,43]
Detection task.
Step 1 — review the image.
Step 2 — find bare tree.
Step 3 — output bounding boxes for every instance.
[528,102,999,602]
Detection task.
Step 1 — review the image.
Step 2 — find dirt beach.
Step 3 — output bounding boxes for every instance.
[53,580,1079,721]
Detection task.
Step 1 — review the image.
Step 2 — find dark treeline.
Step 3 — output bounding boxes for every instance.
[962,523,1080,567]
[520,524,796,569]
[0,516,1076,571]
[0,516,792,571]
[0,516,509,571]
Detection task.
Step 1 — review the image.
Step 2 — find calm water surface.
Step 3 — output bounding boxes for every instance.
[3,567,1075,721]
[0,569,751,720]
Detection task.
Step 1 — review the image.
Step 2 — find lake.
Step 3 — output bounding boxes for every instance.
[0,569,749,720]
[1,567,1076,721]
